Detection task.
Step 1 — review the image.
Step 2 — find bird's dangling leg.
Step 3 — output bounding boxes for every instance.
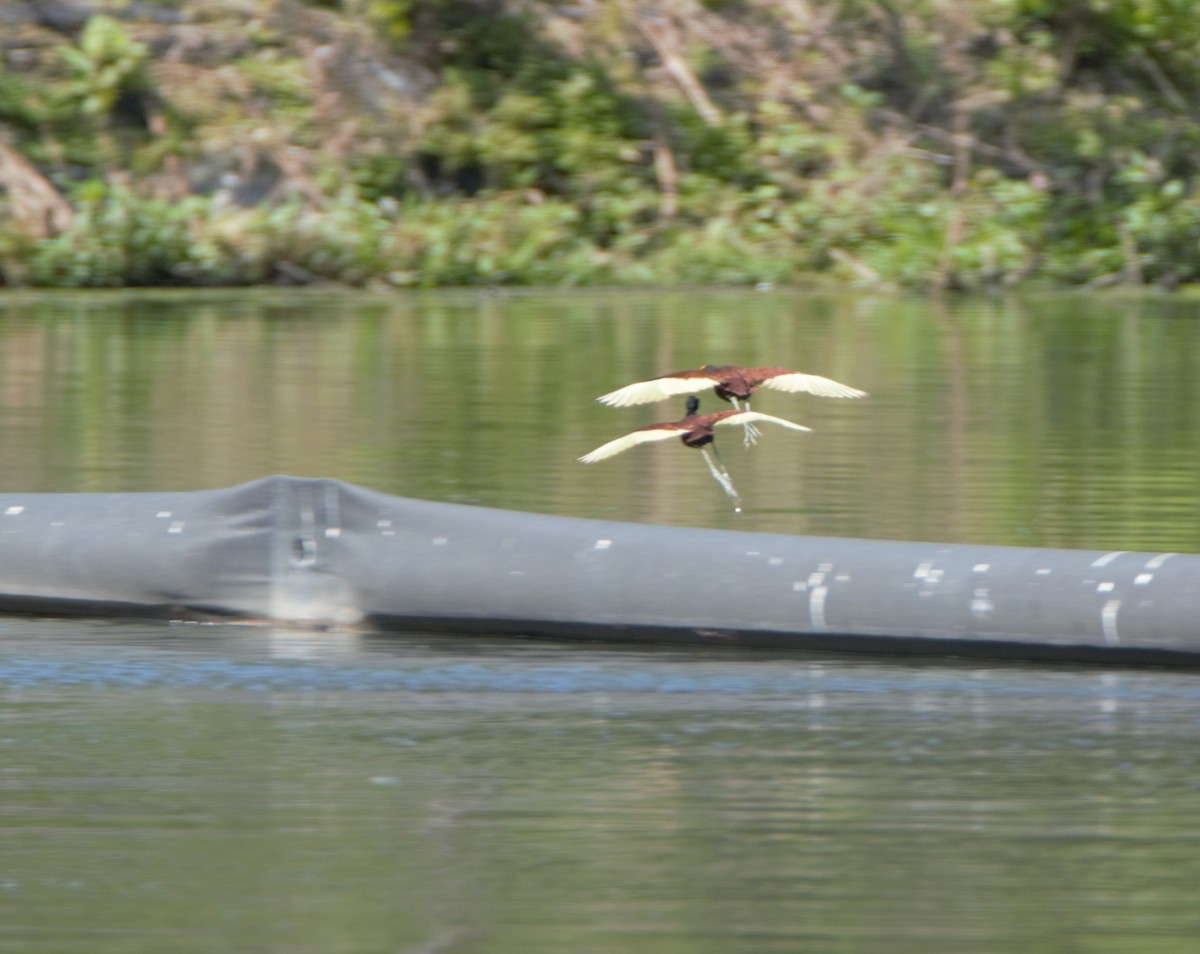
[701,445,743,512]
[730,398,761,447]
[742,420,761,448]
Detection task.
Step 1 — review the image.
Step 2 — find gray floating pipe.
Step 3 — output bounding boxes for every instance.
[0,475,1197,666]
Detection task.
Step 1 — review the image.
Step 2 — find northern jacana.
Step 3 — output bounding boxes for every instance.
[579,395,811,511]
[598,364,866,408]
[598,364,865,445]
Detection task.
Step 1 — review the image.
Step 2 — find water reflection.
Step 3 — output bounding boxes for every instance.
[0,289,1197,551]
[4,291,1200,951]
[3,620,1200,951]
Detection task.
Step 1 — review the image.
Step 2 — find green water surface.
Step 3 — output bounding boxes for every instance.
[1,289,1198,952]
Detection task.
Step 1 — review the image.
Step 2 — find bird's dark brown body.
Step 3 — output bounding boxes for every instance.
[691,365,786,404]
[635,406,747,449]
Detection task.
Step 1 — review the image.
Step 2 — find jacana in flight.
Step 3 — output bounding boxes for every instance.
[579,395,811,511]
[597,364,866,445]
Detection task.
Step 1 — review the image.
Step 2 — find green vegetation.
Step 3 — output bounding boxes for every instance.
[2,0,1200,290]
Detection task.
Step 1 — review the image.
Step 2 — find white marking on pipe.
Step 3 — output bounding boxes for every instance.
[1091,551,1127,568]
[3,506,23,516]
[1134,573,1153,586]
[1101,600,1121,644]
[916,562,944,585]
[323,485,341,538]
[809,586,828,631]
[970,588,993,617]
[1145,553,1176,569]
[593,539,612,550]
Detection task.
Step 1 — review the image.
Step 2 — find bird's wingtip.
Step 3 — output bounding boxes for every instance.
[595,390,632,407]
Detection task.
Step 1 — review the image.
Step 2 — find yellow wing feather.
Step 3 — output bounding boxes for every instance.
[578,428,684,463]
[596,376,713,407]
[713,412,812,434]
[758,372,866,399]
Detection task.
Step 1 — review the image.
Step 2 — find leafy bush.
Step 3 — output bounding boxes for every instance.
[5,1,1200,289]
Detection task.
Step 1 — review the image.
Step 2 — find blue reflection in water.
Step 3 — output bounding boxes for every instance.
[0,658,954,693]
[5,617,1200,953]
[2,621,1199,708]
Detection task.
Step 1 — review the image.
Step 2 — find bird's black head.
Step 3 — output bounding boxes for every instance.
[685,395,700,416]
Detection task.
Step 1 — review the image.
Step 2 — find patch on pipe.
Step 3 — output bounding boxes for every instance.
[1101,599,1121,644]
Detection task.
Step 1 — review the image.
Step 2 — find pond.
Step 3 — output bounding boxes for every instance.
[1,288,1197,547]
[0,288,1198,952]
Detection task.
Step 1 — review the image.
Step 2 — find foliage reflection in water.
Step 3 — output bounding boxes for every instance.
[2,621,1200,952]
[0,288,1197,551]
[1,290,1199,950]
